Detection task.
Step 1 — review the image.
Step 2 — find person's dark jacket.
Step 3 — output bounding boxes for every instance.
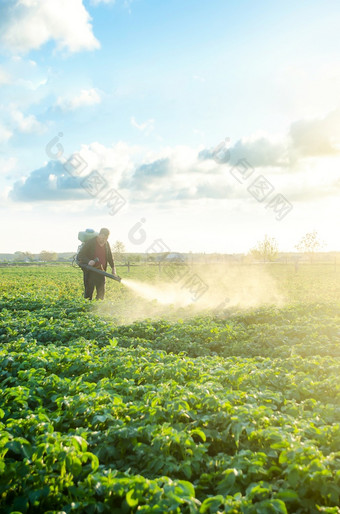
[77,237,115,271]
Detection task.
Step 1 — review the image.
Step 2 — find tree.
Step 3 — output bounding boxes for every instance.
[22,251,35,262]
[295,230,324,262]
[13,251,35,262]
[112,241,126,263]
[250,235,278,262]
[13,251,25,262]
[40,251,57,262]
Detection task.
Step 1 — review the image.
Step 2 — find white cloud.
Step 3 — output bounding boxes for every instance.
[121,145,236,204]
[88,111,340,207]
[0,157,17,176]
[8,141,138,203]
[199,109,340,171]
[10,108,46,134]
[0,67,10,84]
[0,0,100,54]
[9,116,340,209]
[17,77,48,91]
[0,124,12,143]
[57,88,102,111]
[9,160,89,202]
[0,56,48,93]
[288,108,340,158]
[76,140,139,182]
[131,116,155,135]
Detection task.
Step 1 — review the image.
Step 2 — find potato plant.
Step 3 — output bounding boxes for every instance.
[0,264,339,513]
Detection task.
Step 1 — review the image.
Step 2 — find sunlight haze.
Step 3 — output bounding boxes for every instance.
[0,0,339,254]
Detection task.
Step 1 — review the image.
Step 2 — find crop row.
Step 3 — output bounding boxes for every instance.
[0,266,339,513]
[1,296,340,360]
[1,332,340,512]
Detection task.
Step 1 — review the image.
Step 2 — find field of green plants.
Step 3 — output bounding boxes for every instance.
[0,263,339,513]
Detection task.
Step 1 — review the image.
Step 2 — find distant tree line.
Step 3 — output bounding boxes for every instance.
[9,231,328,265]
[250,231,325,263]
[13,251,58,262]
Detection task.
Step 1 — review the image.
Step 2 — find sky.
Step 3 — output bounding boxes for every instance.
[0,0,339,254]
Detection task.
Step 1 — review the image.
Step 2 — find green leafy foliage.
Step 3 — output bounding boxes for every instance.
[0,264,339,513]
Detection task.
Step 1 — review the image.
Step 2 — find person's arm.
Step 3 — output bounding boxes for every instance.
[107,243,116,274]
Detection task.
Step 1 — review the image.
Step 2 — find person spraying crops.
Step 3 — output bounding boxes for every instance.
[77,227,120,300]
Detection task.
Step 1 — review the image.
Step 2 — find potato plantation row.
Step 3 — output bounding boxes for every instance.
[0,264,339,513]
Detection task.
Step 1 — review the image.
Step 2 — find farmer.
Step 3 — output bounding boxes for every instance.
[77,227,116,300]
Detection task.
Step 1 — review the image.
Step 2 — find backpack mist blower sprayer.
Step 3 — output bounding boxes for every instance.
[81,261,122,283]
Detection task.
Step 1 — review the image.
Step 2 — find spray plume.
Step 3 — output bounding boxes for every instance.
[100,264,285,324]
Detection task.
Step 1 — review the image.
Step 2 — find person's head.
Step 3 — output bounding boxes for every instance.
[97,227,110,246]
